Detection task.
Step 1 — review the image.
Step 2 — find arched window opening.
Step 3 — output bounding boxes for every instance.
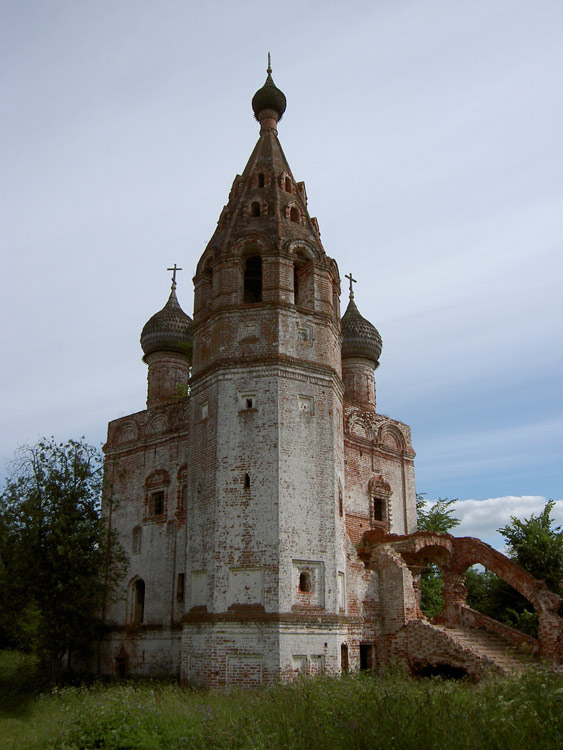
[244,255,262,303]
[292,252,314,309]
[133,579,145,624]
[244,473,251,489]
[290,206,299,223]
[258,173,265,188]
[285,175,292,192]
[115,656,127,678]
[251,201,261,217]
[299,571,311,592]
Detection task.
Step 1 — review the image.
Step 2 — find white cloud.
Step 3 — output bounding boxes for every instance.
[433,495,563,549]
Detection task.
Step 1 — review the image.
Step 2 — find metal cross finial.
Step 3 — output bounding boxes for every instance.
[167,263,182,290]
[267,51,272,76]
[345,272,357,299]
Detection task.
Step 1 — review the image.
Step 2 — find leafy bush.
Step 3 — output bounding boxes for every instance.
[0,651,46,712]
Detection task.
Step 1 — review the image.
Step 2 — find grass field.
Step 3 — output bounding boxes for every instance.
[1,653,562,749]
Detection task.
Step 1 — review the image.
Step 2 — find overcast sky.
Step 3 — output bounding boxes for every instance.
[1,1,562,548]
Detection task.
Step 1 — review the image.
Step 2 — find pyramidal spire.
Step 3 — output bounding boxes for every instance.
[201,64,325,260]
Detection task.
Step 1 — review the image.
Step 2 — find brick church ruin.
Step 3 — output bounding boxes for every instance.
[98,65,562,685]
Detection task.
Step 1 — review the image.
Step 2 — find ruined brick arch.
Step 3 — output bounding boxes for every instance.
[452,536,561,621]
[117,420,138,444]
[389,531,563,663]
[378,424,405,452]
[345,411,375,440]
[346,413,374,440]
[231,236,270,262]
[286,239,322,263]
[147,413,168,435]
[145,469,170,490]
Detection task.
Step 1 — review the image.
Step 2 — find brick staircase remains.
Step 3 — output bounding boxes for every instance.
[434,624,537,675]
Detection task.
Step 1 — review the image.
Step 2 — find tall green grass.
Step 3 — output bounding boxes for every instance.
[1,666,562,749]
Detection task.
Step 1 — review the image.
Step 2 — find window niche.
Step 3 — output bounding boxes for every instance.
[368,475,392,531]
[177,465,188,513]
[292,560,324,608]
[243,255,262,303]
[239,393,257,411]
[291,249,314,308]
[132,525,142,554]
[131,578,145,624]
[144,469,170,520]
[176,573,185,603]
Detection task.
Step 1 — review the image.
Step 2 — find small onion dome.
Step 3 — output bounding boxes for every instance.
[140,287,193,361]
[341,297,382,367]
[252,72,287,122]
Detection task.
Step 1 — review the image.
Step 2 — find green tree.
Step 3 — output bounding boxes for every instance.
[417,495,460,534]
[0,438,123,681]
[416,495,460,617]
[498,500,563,592]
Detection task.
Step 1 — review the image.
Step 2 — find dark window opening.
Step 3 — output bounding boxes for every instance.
[299,571,311,592]
[133,579,145,624]
[285,176,292,192]
[258,173,265,187]
[251,201,261,217]
[115,657,127,679]
[339,488,343,517]
[293,264,299,303]
[373,498,385,523]
[341,643,349,672]
[150,491,165,516]
[177,573,185,603]
[290,206,299,223]
[360,643,374,671]
[246,397,253,409]
[244,473,251,489]
[244,255,262,303]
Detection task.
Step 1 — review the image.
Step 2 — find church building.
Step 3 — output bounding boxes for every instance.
[98,66,561,685]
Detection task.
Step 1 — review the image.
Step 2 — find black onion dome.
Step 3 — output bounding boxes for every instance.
[341,298,382,366]
[140,288,193,360]
[252,73,287,122]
